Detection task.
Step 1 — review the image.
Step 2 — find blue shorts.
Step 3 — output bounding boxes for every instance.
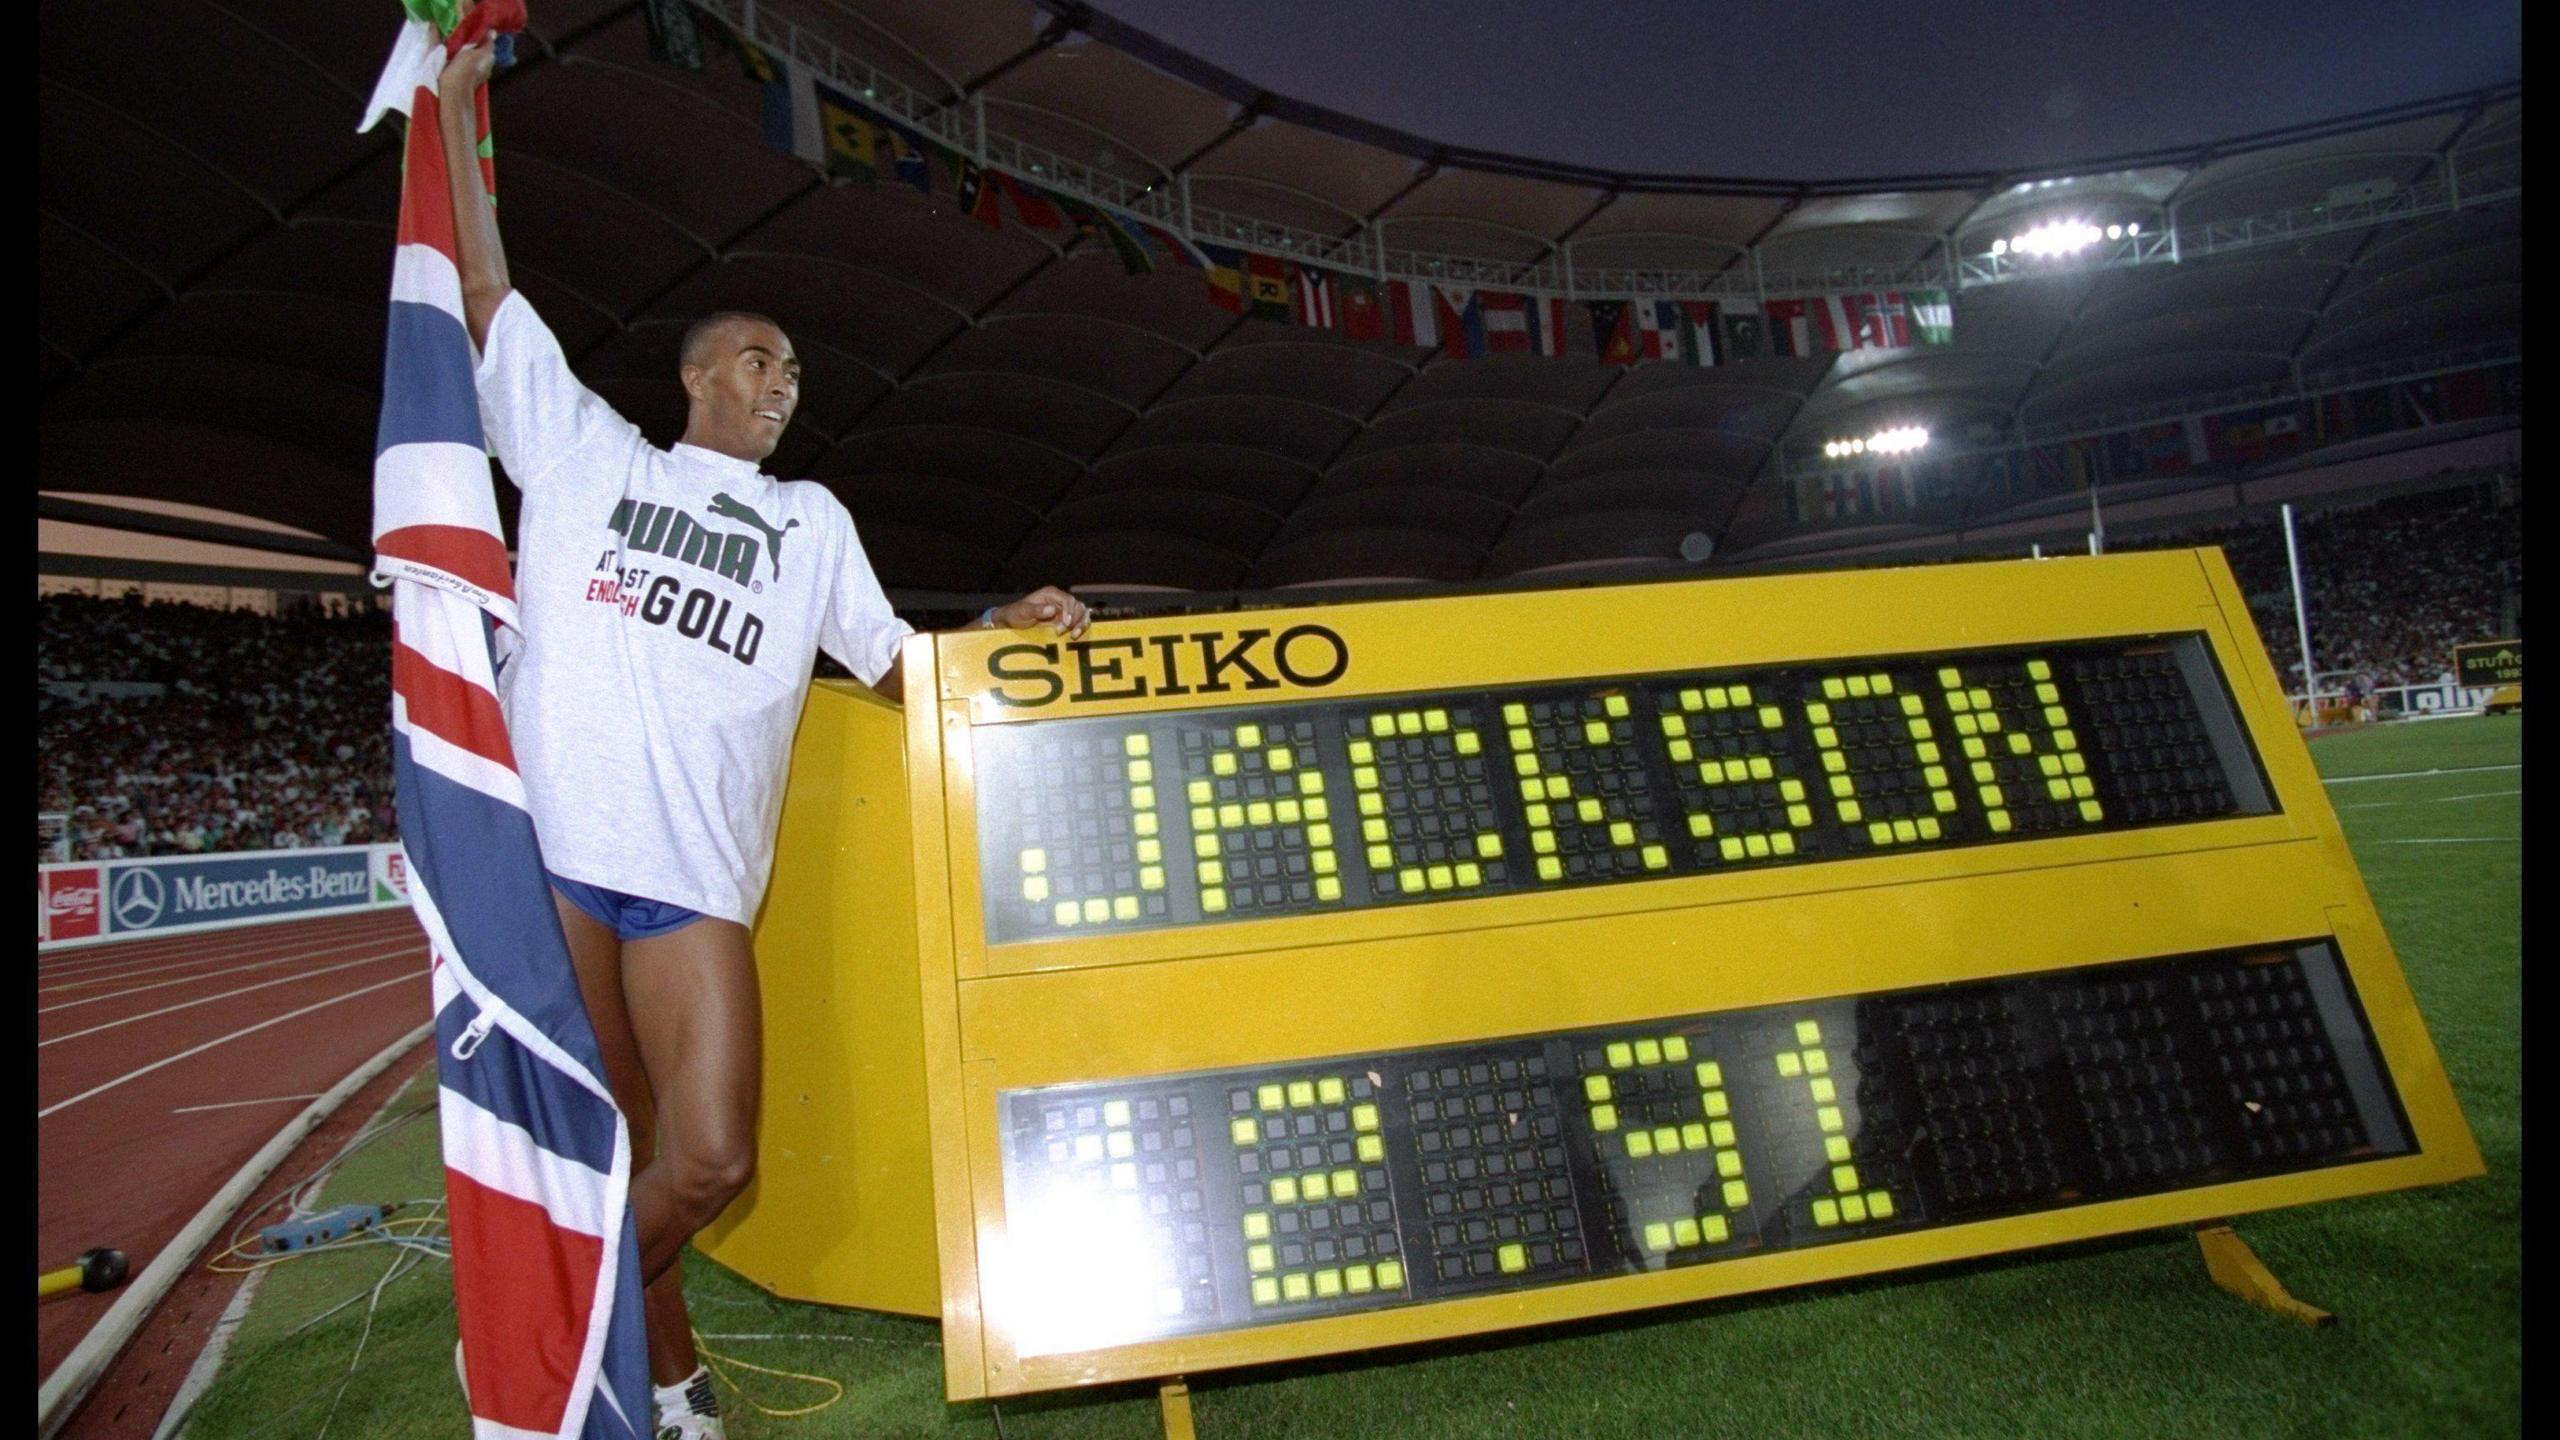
[548,871,706,941]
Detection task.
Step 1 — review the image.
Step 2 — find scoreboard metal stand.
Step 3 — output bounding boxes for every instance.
[698,549,2480,1422]
[2193,1222,2332,1327]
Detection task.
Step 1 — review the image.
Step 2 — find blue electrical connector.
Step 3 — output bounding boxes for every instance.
[257,1203,391,1253]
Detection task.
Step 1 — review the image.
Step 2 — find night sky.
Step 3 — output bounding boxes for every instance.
[1080,0,2520,179]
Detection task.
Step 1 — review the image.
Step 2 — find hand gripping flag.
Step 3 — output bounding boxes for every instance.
[361,7,651,1437]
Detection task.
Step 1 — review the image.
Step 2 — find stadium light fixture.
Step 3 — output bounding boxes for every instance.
[1825,426,1930,460]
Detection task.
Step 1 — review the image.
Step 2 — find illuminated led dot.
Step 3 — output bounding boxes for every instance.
[1916,742,1940,763]
[1357,1134,1384,1162]
[1231,1118,1259,1146]
[1644,1222,1673,1252]
[1128,761,1155,788]
[1537,857,1563,880]
[1825,1135,1853,1162]
[1715,1149,1743,1178]
[1869,1191,1896,1219]
[1082,898,1110,923]
[1891,819,1918,844]
[1308,827,1333,852]
[1750,757,1775,780]
[1137,839,1161,863]
[1211,752,1237,777]
[1472,833,1503,860]
[1822,678,1847,699]
[1846,675,1872,698]
[1268,749,1294,773]
[1702,760,1730,784]
[1525,803,1552,827]
[1399,868,1425,892]
[1591,1104,1619,1132]
[1313,1268,1344,1298]
[1606,1042,1635,1068]
[1869,822,1893,845]
[1902,694,1927,718]
[1780,779,1806,802]
[1075,1134,1104,1162]
[1285,1080,1315,1108]
[1706,689,1731,710]
[2048,779,2072,800]
[1704,1091,1731,1117]
[1609,821,1636,847]
[1817,1106,1844,1132]
[1727,685,1753,706]
[1132,812,1158,837]
[1631,1038,1661,1066]
[1454,732,1481,756]
[1776,1052,1803,1078]
[1191,806,1216,831]
[1672,1217,1701,1248]
[1718,837,1744,861]
[1023,877,1050,903]
[1244,801,1272,827]
[1243,1210,1271,1241]
[2071,776,2096,799]
[1281,1273,1310,1302]
[2080,799,2105,821]
[1627,1131,1654,1158]
[1821,752,1847,775]
[1219,803,1245,828]
[1502,702,1528,724]
[1396,712,1422,735]
[1369,715,1395,737]
[1455,862,1482,886]
[1427,864,1454,891]
[1270,1177,1298,1204]
[1773,833,1796,855]
[1366,844,1392,868]
[1743,835,1770,859]
[1758,705,1785,729]
[1681,1122,1709,1150]
[1664,1036,1690,1062]
[1833,1164,1861,1192]
[1376,1260,1404,1289]
[1363,818,1389,841]
[1112,896,1139,920]
[1252,1277,1280,1306]
[1988,810,2012,832]
[1696,1061,1723,1088]
[1202,888,1227,913]
[1710,1120,1736,1147]
[1813,1198,1841,1228]
[1545,776,1570,799]
[1722,1180,1750,1208]
[1580,720,1606,744]
[1687,814,1713,839]
[1053,901,1079,926]
[2055,730,2078,751]
[1196,860,1222,886]
[2008,733,2033,756]
[1702,1215,1730,1244]
[1667,739,1694,762]
[1357,794,1385,819]
[1426,709,1450,731]
[1349,740,1374,764]
[1332,1169,1359,1199]
[2063,752,2087,775]
[1107,1130,1135,1158]
[1840,1194,1868,1223]
[1810,1077,1837,1103]
[1351,1102,1380,1131]
[1514,754,1542,779]
[2036,682,2061,704]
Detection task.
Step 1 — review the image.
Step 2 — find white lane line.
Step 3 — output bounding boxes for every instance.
[40,935,427,1013]
[170,1094,325,1115]
[36,913,395,973]
[2372,837,2521,845]
[35,912,407,978]
[2321,763,2522,785]
[37,974,422,1120]
[2437,789,2523,803]
[36,927,410,993]
[40,951,426,1048]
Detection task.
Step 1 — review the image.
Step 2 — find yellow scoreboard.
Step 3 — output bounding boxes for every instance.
[703,549,2480,1404]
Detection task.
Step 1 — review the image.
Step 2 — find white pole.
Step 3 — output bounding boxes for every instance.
[2282,502,2319,710]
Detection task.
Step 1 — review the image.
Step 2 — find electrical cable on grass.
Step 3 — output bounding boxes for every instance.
[691,1327,847,1420]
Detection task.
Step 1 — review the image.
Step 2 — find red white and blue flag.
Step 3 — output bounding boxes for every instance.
[362,8,650,1438]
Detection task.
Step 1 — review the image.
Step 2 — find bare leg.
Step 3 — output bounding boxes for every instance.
[619,915,761,1283]
[551,892,699,1386]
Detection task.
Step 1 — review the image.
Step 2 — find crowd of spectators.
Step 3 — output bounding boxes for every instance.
[39,593,397,860]
[2144,481,2522,691]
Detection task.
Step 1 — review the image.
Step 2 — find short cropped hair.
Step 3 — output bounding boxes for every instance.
[679,311,786,372]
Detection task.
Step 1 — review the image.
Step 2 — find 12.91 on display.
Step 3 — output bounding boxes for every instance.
[973,633,2272,943]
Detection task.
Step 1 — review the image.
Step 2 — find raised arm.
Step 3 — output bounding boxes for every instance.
[436,40,508,350]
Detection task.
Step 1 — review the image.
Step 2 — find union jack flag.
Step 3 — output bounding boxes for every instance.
[362,8,650,1436]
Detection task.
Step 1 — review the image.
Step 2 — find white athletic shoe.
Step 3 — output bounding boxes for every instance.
[653,1367,725,1440]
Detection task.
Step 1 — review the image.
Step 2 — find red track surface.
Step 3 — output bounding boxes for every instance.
[37,909,433,1397]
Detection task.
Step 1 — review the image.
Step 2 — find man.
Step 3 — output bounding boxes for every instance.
[434,39,1090,1440]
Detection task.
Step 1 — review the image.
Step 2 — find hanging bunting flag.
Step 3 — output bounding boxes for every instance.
[1388,279,1441,349]
[956,160,1067,231]
[1338,274,1388,341]
[1480,292,1564,356]
[1719,300,1769,362]
[1199,243,1250,312]
[1440,286,1487,358]
[809,78,935,194]
[1587,299,1638,365]
[1909,288,1954,346]
[1295,265,1339,328]
[1245,254,1294,321]
[1763,297,1817,357]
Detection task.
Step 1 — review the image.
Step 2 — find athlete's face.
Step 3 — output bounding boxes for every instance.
[679,318,801,463]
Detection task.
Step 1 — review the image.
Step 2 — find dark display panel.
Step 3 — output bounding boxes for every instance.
[975,635,2273,943]
[995,941,2408,1356]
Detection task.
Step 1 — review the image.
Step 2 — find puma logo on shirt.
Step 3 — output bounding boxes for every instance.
[707,492,800,581]
[607,496,793,586]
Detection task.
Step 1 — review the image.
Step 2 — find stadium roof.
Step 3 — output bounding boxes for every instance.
[38,0,2521,595]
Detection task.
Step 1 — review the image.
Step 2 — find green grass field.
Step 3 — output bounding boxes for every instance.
[176,716,2521,1440]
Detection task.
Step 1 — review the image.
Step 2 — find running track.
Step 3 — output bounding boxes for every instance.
[37,909,432,1390]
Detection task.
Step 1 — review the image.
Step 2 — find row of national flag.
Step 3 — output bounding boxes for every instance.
[689,19,1955,363]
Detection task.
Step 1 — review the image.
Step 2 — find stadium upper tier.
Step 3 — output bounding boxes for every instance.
[38,0,2520,591]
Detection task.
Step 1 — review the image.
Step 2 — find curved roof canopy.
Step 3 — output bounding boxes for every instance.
[38,0,2521,591]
